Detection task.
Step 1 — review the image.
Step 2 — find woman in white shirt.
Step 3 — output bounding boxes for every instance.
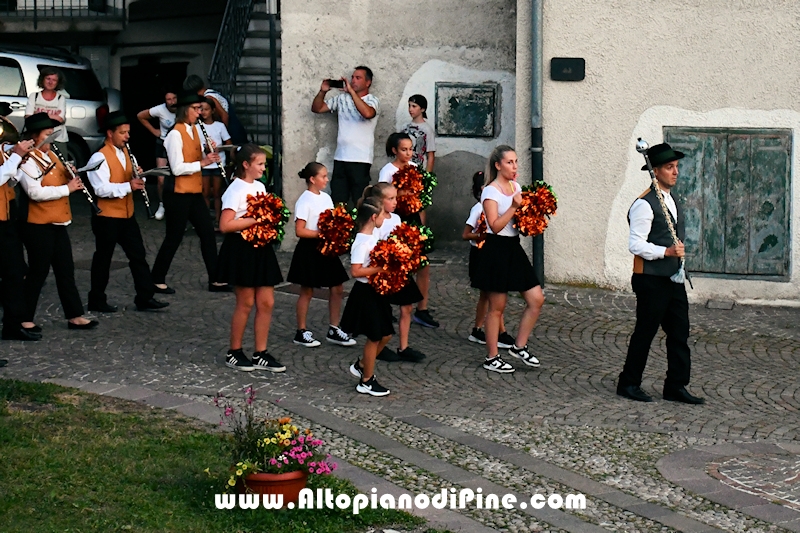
[25,67,68,155]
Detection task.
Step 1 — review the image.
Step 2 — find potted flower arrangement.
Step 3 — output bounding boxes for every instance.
[214,387,336,504]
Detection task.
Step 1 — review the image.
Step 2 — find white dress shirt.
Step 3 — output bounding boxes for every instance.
[0,147,22,187]
[164,123,202,176]
[628,187,677,261]
[17,151,71,226]
[86,147,132,198]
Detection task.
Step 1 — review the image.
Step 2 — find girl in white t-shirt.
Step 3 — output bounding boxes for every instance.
[217,144,285,373]
[339,197,393,397]
[287,162,355,349]
[198,99,232,227]
[475,145,545,374]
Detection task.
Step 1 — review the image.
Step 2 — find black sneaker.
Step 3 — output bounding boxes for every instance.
[326,325,356,346]
[356,375,390,397]
[376,347,401,362]
[483,355,515,374]
[293,329,320,347]
[509,344,540,367]
[225,349,254,372]
[398,346,426,362]
[252,351,286,373]
[468,328,486,345]
[497,331,515,349]
[412,309,439,328]
[349,360,364,378]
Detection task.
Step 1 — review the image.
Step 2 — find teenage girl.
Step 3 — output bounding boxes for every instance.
[198,98,231,228]
[340,197,393,397]
[462,171,516,349]
[287,162,356,348]
[366,183,425,362]
[403,94,436,172]
[474,145,545,373]
[378,132,438,329]
[217,144,285,372]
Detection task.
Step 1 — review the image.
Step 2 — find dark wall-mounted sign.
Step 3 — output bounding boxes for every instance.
[550,58,585,81]
[435,82,500,138]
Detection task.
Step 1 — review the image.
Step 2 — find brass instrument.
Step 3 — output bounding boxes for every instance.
[196,120,230,185]
[49,143,102,214]
[19,149,56,178]
[0,116,20,144]
[124,142,155,219]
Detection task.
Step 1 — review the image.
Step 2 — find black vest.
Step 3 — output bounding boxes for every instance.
[628,187,685,277]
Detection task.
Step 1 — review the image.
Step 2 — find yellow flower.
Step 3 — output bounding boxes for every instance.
[228,478,236,487]
[242,464,247,470]
[236,469,243,476]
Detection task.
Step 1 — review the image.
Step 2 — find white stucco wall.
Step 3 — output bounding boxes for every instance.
[542,0,800,301]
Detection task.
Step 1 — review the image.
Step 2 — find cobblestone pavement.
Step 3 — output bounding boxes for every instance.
[2,203,800,532]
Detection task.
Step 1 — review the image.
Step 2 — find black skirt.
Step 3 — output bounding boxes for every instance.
[468,245,482,288]
[216,233,284,287]
[471,234,539,293]
[340,281,394,342]
[287,237,349,288]
[386,275,423,306]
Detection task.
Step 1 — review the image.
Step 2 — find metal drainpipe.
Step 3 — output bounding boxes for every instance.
[531,0,544,286]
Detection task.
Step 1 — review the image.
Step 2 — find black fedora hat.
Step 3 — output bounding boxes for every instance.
[100,110,129,133]
[0,102,11,117]
[176,91,205,107]
[23,112,61,134]
[642,143,685,170]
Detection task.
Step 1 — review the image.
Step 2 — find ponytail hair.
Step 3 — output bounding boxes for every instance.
[408,94,428,119]
[471,171,484,201]
[485,145,515,186]
[354,197,383,231]
[233,143,264,178]
[358,182,394,207]
[385,132,412,157]
[298,161,325,183]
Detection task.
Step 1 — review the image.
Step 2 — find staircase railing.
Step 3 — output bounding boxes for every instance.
[208,0,256,97]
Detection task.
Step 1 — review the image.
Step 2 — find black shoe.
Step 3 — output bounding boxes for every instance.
[68,320,99,330]
[0,359,7,367]
[412,309,439,328]
[24,325,42,333]
[663,386,705,405]
[2,327,42,341]
[208,283,233,293]
[87,302,118,313]
[616,384,654,403]
[135,298,170,311]
[376,347,401,362]
[154,285,176,294]
[398,346,426,362]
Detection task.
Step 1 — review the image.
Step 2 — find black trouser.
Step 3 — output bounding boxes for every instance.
[619,273,692,390]
[331,160,371,207]
[89,215,155,306]
[151,192,218,284]
[0,218,27,330]
[22,223,85,321]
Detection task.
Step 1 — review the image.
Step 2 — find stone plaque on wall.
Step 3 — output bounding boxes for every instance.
[435,83,499,138]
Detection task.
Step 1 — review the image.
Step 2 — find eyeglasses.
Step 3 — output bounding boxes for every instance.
[190,105,203,111]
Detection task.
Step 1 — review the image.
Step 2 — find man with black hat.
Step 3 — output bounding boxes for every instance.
[0,103,40,348]
[17,112,98,332]
[617,142,705,405]
[85,111,170,313]
[151,91,230,294]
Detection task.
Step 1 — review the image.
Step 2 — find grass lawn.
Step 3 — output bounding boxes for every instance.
[0,379,428,533]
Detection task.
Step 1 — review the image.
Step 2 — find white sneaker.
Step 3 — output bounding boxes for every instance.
[482,355,515,374]
[509,345,540,367]
[349,360,364,378]
[327,325,356,346]
[154,203,165,220]
[356,375,390,397]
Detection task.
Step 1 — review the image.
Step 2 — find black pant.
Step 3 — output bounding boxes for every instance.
[0,219,27,329]
[331,160,371,207]
[619,274,692,390]
[89,215,155,306]
[22,223,85,321]
[151,192,218,284]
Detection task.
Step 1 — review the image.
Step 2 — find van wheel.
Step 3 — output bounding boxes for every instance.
[67,134,91,168]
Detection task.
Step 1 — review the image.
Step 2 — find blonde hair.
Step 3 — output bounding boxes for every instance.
[355,197,383,231]
[485,145,516,186]
[358,182,395,206]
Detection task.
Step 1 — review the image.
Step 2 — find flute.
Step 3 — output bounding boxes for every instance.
[196,120,230,186]
[49,143,101,215]
[124,142,155,219]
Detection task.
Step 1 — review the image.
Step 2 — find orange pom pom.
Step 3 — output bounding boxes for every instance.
[392,165,425,216]
[317,204,356,256]
[241,192,291,247]
[514,182,558,237]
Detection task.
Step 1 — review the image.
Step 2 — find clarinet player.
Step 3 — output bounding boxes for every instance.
[85,111,169,313]
[617,142,704,405]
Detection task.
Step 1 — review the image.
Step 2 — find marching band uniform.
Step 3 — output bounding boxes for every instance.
[85,111,168,313]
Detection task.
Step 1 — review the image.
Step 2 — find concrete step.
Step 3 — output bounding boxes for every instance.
[236,67,282,77]
[239,55,282,70]
[247,16,281,32]
[243,37,281,50]
[241,47,282,57]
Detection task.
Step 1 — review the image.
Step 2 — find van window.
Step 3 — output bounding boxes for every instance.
[0,58,26,97]
[37,65,105,101]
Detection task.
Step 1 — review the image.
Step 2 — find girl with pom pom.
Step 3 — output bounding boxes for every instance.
[217,144,286,373]
[287,162,356,348]
[340,197,393,396]
[474,146,544,374]
[378,132,438,330]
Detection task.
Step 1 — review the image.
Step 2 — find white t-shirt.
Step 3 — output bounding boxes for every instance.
[204,89,230,113]
[374,212,401,240]
[294,189,334,232]
[149,103,176,140]
[466,202,484,248]
[350,231,379,283]
[221,178,267,232]
[196,121,231,169]
[403,121,436,170]
[378,162,400,184]
[481,181,522,237]
[326,92,379,164]
[26,92,67,142]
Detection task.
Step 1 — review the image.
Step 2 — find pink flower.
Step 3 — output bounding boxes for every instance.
[246,397,253,405]
[291,440,296,445]
[245,387,252,394]
[224,406,233,417]
[269,458,277,466]
[298,459,304,465]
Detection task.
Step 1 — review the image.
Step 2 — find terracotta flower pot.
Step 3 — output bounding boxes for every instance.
[238,471,309,506]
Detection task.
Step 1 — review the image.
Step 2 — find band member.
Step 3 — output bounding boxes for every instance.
[0,104,39,346]
[150,91,230,294]
[136,89,177,220]
[617,143,704,405]
[17,113,98,332]
[85,111,169,313]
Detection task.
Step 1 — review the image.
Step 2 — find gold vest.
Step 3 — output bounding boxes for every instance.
[175,123,203,194]
[27,150,72,225]
[0,149,16,222]
[96,142,134,219]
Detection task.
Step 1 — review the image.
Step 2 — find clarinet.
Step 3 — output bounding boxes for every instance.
[196,120,230,186]
[49,143,101,215]
[124,142,155,219]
